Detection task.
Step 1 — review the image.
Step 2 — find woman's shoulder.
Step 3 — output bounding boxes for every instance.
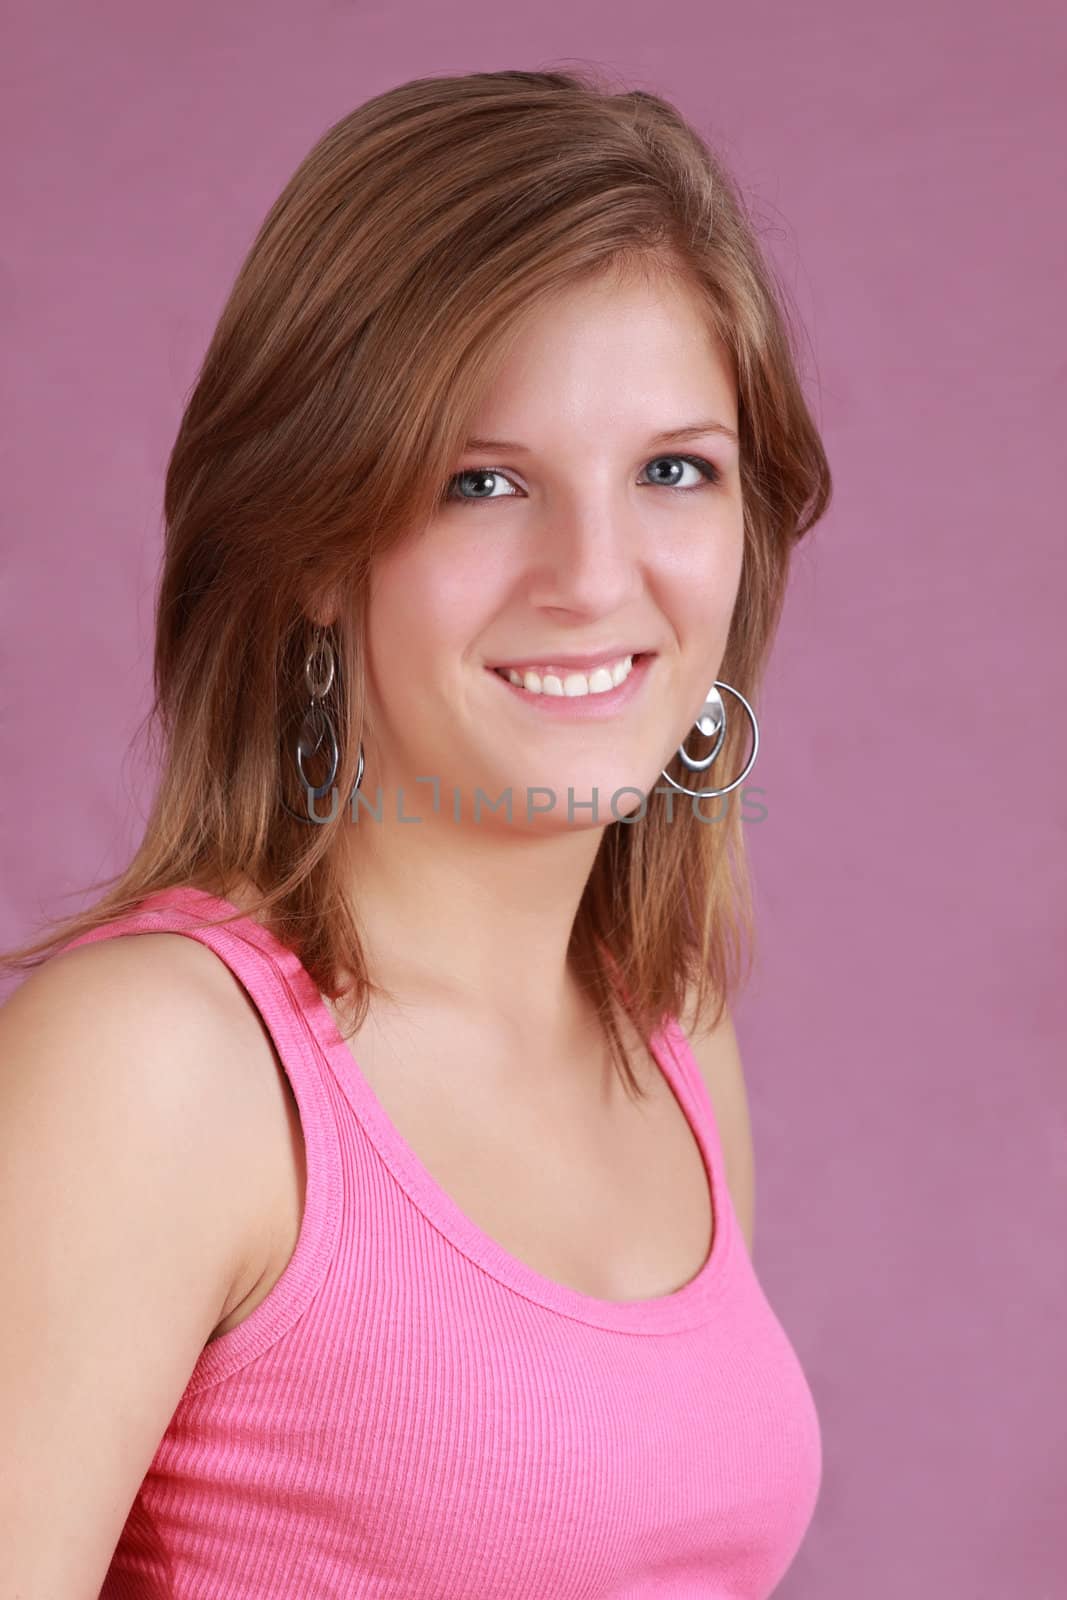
[2,920,282,1297]
[37,914,265,1041]
[13,917,235,1021]
[29,872,277,1028]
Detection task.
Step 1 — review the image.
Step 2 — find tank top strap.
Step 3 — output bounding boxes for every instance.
[650,1011,741,1255]
[54,883,343,1391]
[604,959,740,1262]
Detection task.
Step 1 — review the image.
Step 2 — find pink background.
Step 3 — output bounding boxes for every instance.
[3,3,1064,1593]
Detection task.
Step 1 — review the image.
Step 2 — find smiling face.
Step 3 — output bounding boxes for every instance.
[361,264,745,830]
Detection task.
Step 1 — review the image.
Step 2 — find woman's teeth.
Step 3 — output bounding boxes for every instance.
[495,654,635,697]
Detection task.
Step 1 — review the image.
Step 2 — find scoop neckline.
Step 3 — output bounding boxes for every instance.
[162,883,735,1335]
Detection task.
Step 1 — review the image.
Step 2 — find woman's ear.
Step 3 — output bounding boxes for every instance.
[302,580,343,630]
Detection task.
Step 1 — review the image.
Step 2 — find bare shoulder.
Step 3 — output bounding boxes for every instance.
[676,996,756,1255]
[0,930,277,1307]
[8,927,276,1106]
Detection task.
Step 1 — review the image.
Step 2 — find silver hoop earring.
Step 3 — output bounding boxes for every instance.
[281,634,365,822]
[659,680,759,800]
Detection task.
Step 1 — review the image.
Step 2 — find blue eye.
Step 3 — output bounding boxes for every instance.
[441,453,722,507]
[641,454,723,491]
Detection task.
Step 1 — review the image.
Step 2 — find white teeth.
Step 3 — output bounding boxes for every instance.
[498,654,635,697]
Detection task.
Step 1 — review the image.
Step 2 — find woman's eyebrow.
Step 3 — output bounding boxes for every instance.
[461,419,739,453]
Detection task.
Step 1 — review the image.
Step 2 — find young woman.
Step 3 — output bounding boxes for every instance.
[0,67,832,1598]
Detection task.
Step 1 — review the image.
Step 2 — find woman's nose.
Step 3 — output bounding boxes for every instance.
[523,490,644,617]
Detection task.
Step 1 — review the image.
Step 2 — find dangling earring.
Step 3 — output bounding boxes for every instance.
[659,680,759,799]
[282,632,365,822]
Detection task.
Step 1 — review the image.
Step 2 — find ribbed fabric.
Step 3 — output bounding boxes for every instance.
[58,885,821,1598]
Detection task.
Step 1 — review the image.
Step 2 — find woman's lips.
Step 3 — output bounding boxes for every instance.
[485,653,655,720]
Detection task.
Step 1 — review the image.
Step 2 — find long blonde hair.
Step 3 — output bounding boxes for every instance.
[2,66,832,1100]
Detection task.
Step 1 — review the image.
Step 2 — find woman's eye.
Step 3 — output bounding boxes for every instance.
[443,468,520,504]
[640,454,722,491]
[440,453,722,508]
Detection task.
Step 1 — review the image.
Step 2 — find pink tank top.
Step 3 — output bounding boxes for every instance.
[58,884,821,1597]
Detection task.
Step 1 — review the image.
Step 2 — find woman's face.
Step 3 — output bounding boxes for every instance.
[362,267,745,831]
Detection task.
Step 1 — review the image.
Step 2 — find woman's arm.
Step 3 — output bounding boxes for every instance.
[0,935,260,1597]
